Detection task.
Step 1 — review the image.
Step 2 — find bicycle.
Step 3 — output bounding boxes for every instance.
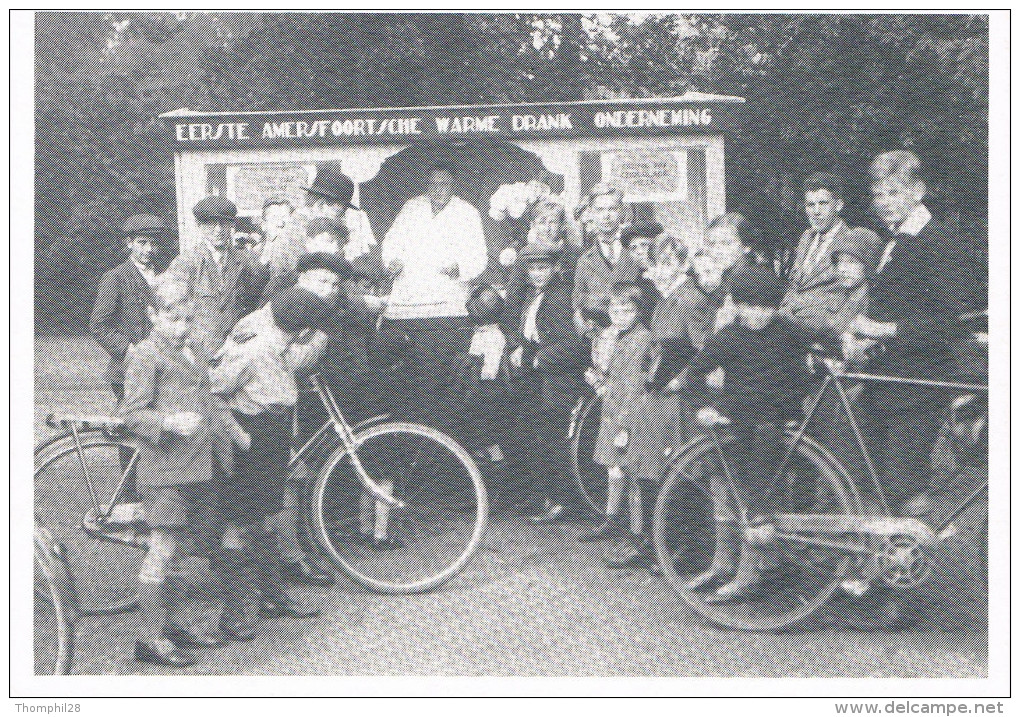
[568,390,608,515]
[34,374,488,614]
[651,357,988,632]
[34,517,75,675]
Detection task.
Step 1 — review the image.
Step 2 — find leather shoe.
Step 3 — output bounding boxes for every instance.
[369,535,404,551]
[528,503,565,524]
[578,520,615,542]
[281,559,336,586]
[134,639,196,668]
[162,625,226,650]
[603,547,648,569]
[260,598,320,619]
[218,612,259,641]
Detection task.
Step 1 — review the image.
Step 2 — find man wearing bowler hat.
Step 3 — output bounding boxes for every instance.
[302,162,377,262]
[91,214,171,403]
[166,196,270,354]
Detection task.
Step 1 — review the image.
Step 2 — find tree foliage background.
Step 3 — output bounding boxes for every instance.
[35,12,988,333]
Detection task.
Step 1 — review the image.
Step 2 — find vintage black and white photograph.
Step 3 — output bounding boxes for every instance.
[18,9,1004,693]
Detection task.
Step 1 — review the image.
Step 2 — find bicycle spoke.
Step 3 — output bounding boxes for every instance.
[311,423,487,593]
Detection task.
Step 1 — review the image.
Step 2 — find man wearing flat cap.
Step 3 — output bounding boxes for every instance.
[166,196,270,354]
[301,162,377,262]
[90,214,171,403]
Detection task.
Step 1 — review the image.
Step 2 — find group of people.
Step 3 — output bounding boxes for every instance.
[87,147,983,666]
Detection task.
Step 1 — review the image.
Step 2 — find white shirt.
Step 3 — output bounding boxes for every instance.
[131,259,157,286]
[598,237,623,265]
[892,203,932,237]
[469,324,506,380]
[343,208,377,261]
[522,291,544,343]
[382,195,489,320]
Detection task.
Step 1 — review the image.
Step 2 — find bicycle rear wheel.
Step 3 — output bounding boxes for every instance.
[652,432,859,632]
[34,434,143,615]
[309,422,488,594]
[570,393,608,515]
[34,520,74,675]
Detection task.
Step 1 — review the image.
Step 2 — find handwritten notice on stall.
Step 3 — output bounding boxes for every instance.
[601,150,687,203]
[225,163,311,217]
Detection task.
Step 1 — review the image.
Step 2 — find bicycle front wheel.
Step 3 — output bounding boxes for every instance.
[309,422,488,594]
[652,432,859,632]
[34,434,142,615]
[34,520,74,675]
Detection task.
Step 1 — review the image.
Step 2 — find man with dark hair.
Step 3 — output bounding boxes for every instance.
[781,172,881,337]
[91,214,171,403]
[380,162,489,431]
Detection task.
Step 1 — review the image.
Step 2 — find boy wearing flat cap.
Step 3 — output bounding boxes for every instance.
[683,263,814,604]
[166,196,270,354]
[91,214,171,403]
[210,265,343,630]
[222,251,348,589]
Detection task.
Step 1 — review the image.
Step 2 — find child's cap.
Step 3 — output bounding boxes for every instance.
[620,220,664,247]
[728,263,784,308]
[466,284,505,325]
[519,244,561,263]
[270,286,330,334]
[296,251,353,281]
[830,228,883,276]
[349,255,388,283]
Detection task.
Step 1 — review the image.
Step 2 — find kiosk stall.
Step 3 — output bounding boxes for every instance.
[161,93,744,266]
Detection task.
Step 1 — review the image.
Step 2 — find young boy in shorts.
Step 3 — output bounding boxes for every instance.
[120,280,242,667]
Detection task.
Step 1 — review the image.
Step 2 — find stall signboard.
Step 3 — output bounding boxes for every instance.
[165,94,742,259]
[162,95,743,150]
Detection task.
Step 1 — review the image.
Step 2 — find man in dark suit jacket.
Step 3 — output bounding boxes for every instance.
[844,151,977,515]
[781,172,882,338]
[90,214,170,401]
[509,245,587,522]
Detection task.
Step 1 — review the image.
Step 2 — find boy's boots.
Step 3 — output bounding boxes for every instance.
[685,520,740,592]
[707,543,768,604]
[212,548,261,640]
[249,528,320,619]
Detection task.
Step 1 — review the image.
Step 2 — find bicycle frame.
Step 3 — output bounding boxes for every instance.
[307,374,403,509]
[774,364,988,535]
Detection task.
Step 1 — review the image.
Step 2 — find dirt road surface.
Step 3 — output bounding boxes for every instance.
[34,337,988,677]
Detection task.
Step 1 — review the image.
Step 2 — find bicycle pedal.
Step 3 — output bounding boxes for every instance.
[840,578,871,596]
[103,502,145,525]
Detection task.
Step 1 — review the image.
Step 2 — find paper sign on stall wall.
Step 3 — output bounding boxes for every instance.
[224,163,313,218]
[600,149,687,203]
